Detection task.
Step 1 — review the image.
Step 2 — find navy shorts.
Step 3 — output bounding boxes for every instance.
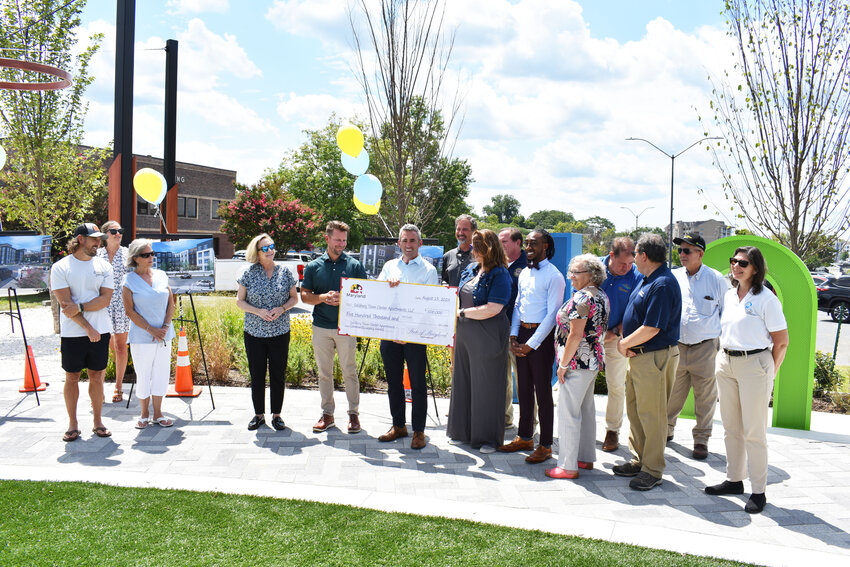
[61,333,111,373]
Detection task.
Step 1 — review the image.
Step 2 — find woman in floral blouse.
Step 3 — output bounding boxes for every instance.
[236,233,299,431]
[97,220,130,403]
[546,254,610,480]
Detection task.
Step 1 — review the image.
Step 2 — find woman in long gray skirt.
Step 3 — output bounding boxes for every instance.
[447,229,513,454]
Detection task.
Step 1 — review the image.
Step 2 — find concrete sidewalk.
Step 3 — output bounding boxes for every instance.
[2,307,850,566]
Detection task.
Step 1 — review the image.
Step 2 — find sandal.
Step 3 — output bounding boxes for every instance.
[62,429,81,442]
[112,389,123,403]
[92,426,112,438]
[135,417,150,430]
[153,416,173,428]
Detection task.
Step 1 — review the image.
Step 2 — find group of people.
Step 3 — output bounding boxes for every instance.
[52,216,789,514]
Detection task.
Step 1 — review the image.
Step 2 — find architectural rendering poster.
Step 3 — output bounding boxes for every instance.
[150,237,215,293]
[0,233,52,290]
[360,239,444,279]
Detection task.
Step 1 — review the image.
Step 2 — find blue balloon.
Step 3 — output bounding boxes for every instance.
[341,149,369,176]
[353,174,383,205]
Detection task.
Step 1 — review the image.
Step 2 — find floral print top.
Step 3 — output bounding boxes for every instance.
[96,246,130,333]
[555,286,610,371]
[237,263,296,338]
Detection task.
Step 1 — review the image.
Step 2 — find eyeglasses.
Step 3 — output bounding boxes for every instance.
[259,243,275,253]
[137,252,154,259]
[678,247,694,255]
[729,257,750,268]
[108,228,124,235]
[568,270,588,276]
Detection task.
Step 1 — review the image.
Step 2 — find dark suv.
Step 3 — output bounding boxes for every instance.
[816,276,850,323]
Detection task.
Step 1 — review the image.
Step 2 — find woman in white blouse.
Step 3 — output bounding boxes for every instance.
[122,239,176,429]
[705,246,789,514]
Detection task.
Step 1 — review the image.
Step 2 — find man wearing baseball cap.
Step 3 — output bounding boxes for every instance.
[667,234,729,460]
[50,223,115,441]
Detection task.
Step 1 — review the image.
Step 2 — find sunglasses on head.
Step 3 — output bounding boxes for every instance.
[108,228,124,235]
[259,243,275,253]
[729,257,750,268]
[137,252,154,259]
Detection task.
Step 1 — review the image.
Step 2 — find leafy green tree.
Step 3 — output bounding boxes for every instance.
[526,210,574,230]
[704,0,850,259]
[483,194,521,224]
[0,1,108,246]
[218,182,322,251]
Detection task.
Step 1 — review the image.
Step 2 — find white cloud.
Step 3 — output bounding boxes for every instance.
[178,18,262,83]
[166,0,229,15]
[265,0,352,43]
[276,92,365,131]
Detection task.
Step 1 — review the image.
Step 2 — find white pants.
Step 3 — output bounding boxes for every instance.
[556,369,597,470]
[604,339,628,432]
[715,349,775,494]
[131,341,172,399]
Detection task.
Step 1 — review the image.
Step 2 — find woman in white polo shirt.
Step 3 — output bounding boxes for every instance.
[705,245,789,514]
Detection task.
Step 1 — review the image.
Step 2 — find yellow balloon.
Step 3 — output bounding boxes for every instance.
[353,196,380,215]
[337,123,365,158]
[133,168,166,204]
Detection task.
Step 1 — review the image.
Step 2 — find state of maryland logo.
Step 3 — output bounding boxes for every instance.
[349,283,364,294]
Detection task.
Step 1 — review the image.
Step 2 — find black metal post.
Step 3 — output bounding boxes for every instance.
[115,0,136,244]
[163,39,178,233]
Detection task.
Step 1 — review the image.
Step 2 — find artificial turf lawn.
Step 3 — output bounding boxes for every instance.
[0,480,753,566]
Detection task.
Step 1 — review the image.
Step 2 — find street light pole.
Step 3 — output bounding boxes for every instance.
[626,136,721,265]
[620,206,655,232]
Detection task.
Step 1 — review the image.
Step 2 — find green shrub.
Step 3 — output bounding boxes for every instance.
[814,350,841,397]
[594,369,608,395]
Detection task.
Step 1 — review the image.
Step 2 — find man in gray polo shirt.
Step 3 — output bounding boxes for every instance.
[301,220,367,434]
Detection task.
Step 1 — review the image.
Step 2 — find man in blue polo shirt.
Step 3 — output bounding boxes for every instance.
[301,221,367,435]
[599,237,643,452]
[614,233,681,491]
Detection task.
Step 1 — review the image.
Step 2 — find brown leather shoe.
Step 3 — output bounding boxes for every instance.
[313,414,334,433]
[378,425,408,442]
[347,414,361,434]
[497,436,535,452]
[602,430,618,452]
[693,443,708,460]
[410,431,426,450]
[525,445,552,464]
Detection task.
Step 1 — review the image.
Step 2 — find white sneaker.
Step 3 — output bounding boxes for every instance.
[479,444,496,454]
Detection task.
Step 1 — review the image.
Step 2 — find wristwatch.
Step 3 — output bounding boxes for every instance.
[79,303,84,313]
[459,309,466,319]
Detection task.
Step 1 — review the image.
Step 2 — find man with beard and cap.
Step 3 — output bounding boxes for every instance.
[50,223,115,442]
[442,214,477,287]
[499,229,565,464]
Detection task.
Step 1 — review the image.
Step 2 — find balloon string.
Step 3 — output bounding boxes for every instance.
[376,212,393,237]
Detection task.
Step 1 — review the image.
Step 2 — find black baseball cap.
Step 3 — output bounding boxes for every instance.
[673,234,706,251]
[74,223,107,239]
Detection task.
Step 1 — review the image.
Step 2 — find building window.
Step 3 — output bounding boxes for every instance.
[178,196,197,218]
[137,200,149,215]
[211,200,226,220]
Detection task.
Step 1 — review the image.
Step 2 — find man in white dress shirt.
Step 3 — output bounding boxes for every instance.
[667,234,728,460]
[376,224,439,450]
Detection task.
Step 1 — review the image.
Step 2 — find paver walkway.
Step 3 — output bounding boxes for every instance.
[2,307,850,566]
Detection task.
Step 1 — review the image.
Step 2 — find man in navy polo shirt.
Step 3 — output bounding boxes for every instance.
[301,221,367,434]
[599,237,643,452]
[613,233,681,491]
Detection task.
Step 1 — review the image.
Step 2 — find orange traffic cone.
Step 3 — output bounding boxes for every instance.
[19,346,47,392]
[403,365,412,402]
[167,327,202,397]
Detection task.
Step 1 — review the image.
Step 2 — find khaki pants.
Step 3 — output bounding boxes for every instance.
[312,326,359,416]
[604,338,628,432]
[626,346,679,478]
[667,339,719,444]
[715,349,774,494]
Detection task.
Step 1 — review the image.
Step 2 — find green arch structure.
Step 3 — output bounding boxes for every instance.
[679,234,815,430]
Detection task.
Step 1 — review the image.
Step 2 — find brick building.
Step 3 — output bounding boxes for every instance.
[668,219,734,245]
[133,155,237,258]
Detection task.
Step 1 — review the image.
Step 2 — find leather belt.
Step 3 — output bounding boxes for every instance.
[724,347,768,357]
[631,345,674,355]
[680,338,714,347]
[520,321,540,330]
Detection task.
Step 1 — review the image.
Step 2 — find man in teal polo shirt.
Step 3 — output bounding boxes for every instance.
[301,220,367,434]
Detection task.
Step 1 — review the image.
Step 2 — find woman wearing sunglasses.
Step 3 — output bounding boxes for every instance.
[705,246,788,514]
[122,239,176,429]
[236,233,298,431]
[96,220,131,403]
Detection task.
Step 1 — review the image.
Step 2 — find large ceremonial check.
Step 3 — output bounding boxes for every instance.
[338,278,458,347]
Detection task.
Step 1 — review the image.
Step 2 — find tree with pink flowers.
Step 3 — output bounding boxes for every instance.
[218,181,322,252]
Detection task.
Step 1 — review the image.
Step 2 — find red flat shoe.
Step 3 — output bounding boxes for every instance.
[578,461,593,470]
[545,467,579,479]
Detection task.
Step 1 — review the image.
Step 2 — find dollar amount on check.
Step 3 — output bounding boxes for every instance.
[337,278,459,347]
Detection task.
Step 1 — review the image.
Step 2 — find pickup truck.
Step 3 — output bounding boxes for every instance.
[214,252,313,292]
